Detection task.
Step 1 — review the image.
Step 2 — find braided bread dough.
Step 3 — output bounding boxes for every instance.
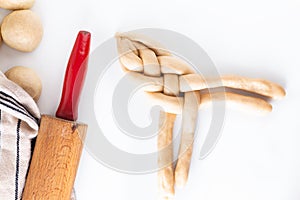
[116,32,285,198]
[180,74,285,99]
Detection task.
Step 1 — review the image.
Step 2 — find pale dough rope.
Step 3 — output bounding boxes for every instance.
[115,32,285,199]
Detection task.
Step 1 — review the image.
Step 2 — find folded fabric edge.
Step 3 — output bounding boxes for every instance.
[0,72,40,131]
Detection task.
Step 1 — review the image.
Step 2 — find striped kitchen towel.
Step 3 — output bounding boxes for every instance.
[0,71,40,200]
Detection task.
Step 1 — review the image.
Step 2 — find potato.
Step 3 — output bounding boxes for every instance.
[1,10,43,52]
[5,66,42,101]
[0,0,35,10]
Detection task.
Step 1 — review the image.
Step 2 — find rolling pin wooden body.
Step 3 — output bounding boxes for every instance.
[22,115,87,200]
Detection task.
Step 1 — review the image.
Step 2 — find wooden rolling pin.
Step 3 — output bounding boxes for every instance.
[22,31,91,200]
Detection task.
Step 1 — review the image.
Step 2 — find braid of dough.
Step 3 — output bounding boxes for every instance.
[115,32,285,198]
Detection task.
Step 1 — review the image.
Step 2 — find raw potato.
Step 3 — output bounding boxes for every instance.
[5,66,42,101]
[1,10,43,52]
[0,0,35,10]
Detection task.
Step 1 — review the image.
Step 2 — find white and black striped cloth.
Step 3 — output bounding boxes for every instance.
[0,71,40,200]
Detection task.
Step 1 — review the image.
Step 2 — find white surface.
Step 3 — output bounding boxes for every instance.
[0,0,299,199]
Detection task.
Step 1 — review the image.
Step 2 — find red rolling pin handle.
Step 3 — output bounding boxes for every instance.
[56,31,91,121]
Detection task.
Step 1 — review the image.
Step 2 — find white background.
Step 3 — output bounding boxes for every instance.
[0,0,299,199]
